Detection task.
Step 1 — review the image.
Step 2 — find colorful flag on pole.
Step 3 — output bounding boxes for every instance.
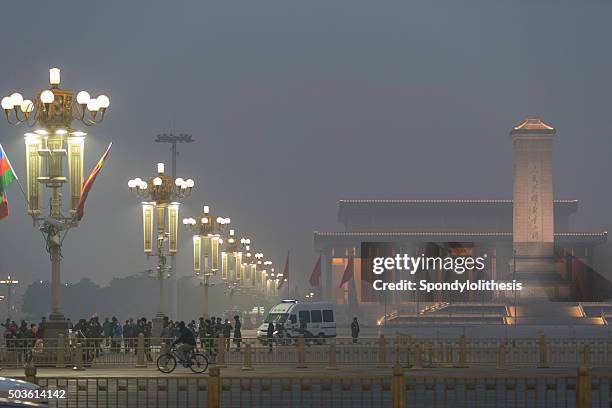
[75,142,112,221]
[0,144,17,220]
[339,257,354,288]
[277,252,289,290]
[309,254,322,287]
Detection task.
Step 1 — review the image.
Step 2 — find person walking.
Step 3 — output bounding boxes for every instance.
[222,320,232,351]
[266,322,274,352]
[233,315,242,351]
[111,318,122,353]
[351,317,360,344]
[102,317,111,348]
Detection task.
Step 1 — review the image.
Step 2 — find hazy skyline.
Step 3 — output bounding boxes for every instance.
[1,1,612,300]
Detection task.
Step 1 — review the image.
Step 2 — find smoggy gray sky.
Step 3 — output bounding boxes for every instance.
[1,1,611,295]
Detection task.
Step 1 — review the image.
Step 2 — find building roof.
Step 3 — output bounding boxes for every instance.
[511,117,556,134]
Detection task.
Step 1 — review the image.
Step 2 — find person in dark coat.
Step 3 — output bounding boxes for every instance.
[222,320,232,351]
[102,317,111,348]
[351,317,360,344]
[266,322,274,352]
[233,315,242,351]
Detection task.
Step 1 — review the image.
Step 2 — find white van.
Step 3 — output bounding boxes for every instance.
[257,300,336,340]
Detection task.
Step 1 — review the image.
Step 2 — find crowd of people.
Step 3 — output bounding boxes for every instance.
[1,314,243,361]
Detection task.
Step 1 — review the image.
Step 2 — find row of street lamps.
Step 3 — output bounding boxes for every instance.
[128,163,282,328]
[2,68,282,336]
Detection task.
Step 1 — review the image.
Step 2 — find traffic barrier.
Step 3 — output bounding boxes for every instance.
[56,333,65,368]
[576,366,591,408]
[135,333,146,368]
[325,342,338,370]
[242,342,254,371]
[296,335,306,368]
[377,334,388,368]
[73,343,84,371]
[538,334,548,368]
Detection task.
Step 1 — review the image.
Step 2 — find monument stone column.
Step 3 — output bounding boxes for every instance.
[511,117,556,292]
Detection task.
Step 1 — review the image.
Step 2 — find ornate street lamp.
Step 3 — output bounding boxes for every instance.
[128,162,193,322]
[1,68,110,330]
[183,204,230,317]
[221,229,251,299]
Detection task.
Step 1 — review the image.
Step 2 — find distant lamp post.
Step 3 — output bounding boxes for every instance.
[305,291,315,300]
[0,276,19,319]
[222,229,250,298]
[128,163,194,320]
[183,205,230,317]
[1,68,110,328]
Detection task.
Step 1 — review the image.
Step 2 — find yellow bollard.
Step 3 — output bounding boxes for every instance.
[325,342,338,370]
[582,343,591,368]
[412,342,423,369]
[216,335,227,368]
[208,366,221,408]
[576,366,591,408]
[377,334,388,368]
[497,344,506,370]
[391,364,405,408]
[296,334,307,368]
[56,333,65,368]
[135,333,146,368]
[446,344,453,366]
[241,342,254,371]
[73,343,84,371]
[454,335,467,368]
[538,334,548,368]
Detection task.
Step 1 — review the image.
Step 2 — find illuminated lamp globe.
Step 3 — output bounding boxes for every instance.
[40,90,54,104]
[87,99,100,112]
[97,95,110,109]
[153,177,162,186]
[76,91,90,105]
[10,93,23,106]
[185,179,194,188]
[20,100,33,113]
[174,178,184,187]
[1,97,13,110]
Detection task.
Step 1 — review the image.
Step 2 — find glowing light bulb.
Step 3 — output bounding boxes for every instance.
[76,91,90,105]
[40,90,54,104]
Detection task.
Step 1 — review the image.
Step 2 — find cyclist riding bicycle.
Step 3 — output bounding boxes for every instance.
[172,321,196,363]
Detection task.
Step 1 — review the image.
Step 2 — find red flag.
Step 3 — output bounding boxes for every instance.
[339,257,354,288]
[0,193,8,220]
[309,254,322,287]
[75,142,112,221]
[277,252,289,289]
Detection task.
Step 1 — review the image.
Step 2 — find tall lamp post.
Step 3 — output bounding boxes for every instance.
[155,133,194,317]
[0,276,19,319]
[183,205,230,317]
[128,163,193,327]
[1,68,110,332]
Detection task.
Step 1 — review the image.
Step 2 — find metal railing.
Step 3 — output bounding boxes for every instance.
[2,334,612,369]
[18,367,610,407]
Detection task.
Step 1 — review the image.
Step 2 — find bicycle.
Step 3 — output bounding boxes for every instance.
[156,345,209,374]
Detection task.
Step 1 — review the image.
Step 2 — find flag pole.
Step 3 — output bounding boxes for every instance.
[0,143,31,210]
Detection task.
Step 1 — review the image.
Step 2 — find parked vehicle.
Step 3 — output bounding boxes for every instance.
[257,300,336,343]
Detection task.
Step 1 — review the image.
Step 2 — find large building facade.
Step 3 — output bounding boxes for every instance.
[313,118,609,320]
